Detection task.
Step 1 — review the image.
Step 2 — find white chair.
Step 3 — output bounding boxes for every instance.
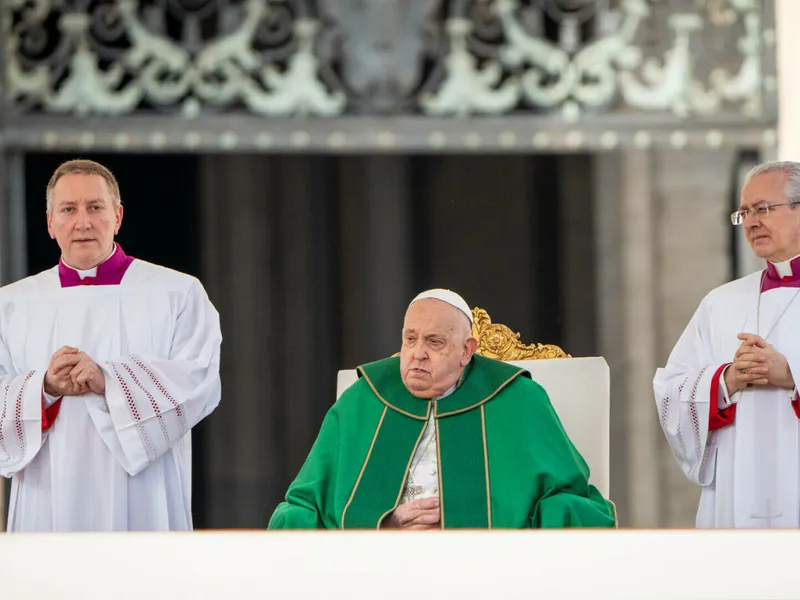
[336,308,610,498]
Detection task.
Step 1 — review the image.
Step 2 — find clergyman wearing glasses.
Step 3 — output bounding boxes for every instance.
[654,160,800,528]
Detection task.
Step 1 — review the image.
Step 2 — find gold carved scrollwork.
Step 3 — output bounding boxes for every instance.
[471,307,569,361]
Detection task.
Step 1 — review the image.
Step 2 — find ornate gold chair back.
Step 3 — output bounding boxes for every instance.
[471,307,570,361]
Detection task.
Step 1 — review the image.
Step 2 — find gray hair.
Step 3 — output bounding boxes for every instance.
[745,160,800,205]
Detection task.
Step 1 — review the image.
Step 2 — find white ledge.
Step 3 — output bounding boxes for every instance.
[0,529,797,599]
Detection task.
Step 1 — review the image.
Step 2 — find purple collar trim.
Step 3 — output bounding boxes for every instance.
[58,244,134,288]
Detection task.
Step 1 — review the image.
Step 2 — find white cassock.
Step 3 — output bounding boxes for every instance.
[654,259,800,528]
[0,254,221,531]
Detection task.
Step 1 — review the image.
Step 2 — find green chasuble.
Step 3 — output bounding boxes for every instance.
[268,355,616,529]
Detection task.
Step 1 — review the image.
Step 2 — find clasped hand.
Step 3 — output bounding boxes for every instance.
[725,334,794,395]
[43,346,106,396]
[381,497,440,530]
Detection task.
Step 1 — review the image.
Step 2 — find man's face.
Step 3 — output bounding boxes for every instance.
[47,173,123,270]
[400,299,476,399]
[741,171,800,263]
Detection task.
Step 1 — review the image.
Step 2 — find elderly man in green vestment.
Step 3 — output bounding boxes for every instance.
[269,289,616,530]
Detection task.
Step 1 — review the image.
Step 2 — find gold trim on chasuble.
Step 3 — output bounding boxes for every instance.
[434,370,524,418]
[354,358,526,529]
[481,404,492,528]
[340,406,388,528]
[434,413,444,529]
[358,363,429,421]
[340,401,432,529]
[376,416,430,529]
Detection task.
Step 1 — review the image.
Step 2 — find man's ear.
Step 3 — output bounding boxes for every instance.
[462,337,478,366]
[115,204,124,235]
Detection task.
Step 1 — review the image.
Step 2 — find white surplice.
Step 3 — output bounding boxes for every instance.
[654,269,800,527]
[0,260,221,531]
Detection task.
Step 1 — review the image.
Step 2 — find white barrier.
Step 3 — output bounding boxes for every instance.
[1,530,799,599]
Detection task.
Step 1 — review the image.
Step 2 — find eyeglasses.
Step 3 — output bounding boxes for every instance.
[731,202,796,225]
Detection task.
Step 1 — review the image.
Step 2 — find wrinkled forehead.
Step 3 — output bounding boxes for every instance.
[403,298,470,333]
[740,171,789,207]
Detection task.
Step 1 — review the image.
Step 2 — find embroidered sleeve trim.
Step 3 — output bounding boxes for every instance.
[13,372,35,459]
[0,384,10,463]
[688,366,709,463]
[131,355,188,434]
[674,375,690,463]
[121,362,171,446]
[111,362,157,462]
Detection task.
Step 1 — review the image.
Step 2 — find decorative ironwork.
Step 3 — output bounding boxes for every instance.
[423,0,767,120]
[3,0,774,120]
[471,307,570,361]
[316,0,443,113]
[6,0,344,116]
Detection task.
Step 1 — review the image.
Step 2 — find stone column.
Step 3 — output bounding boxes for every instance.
[559,154,597,356]
[198,155,279,527]
[275,156,342,469]
[2,152,27,284]
[423,155,535,336]
[199,154,345,526]
[594,152,629,525]
[594,151,661,527]
[652,148,736,526]
[595,149,736,527]
[337,156,415,366]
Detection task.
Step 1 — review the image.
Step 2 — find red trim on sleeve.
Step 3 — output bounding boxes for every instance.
[791,391,800,420]
[41,394,63,431]
[709,363,736,431]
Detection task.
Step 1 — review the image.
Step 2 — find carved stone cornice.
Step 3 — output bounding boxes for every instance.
[0,113,776,153]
